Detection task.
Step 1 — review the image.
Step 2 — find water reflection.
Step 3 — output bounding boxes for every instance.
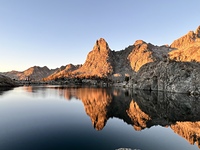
[132,91,200,148]
[9,86,200,148]
[0,87,14,95]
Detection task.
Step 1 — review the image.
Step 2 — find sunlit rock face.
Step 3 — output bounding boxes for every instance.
[73,39,170,78]
[45,38,171,81]
[170,31,196,49]
[73,38,114,78]
[171,122,200,148]
[127,40,171,72]
[169,26,200,62]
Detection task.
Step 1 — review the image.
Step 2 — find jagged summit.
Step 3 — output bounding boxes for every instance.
[72,38,113,77]
[93,38,110,52]
[133,40,146,46]
[196,25,200,38]
[171,26,200,49]
[169,25,200,62]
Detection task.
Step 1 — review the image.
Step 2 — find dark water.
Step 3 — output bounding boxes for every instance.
[0,86,200,150]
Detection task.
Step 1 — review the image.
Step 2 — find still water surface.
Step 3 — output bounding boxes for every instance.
[0,86,200,150]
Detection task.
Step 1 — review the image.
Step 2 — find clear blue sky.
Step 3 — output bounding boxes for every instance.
[0,0,200,72]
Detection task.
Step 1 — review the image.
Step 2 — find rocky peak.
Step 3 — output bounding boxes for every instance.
[93,38,110,52]
[195,25,200,38]
[169,25,200,62]
[72,38,113,78]
[127,39,171,72]
[133,40,146,46]
[170,26,200,49]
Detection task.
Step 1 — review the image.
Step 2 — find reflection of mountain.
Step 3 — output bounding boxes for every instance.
[131,91,200,148]
[171,122,200,148]
[21,86,200,147]
[64,88,200,147]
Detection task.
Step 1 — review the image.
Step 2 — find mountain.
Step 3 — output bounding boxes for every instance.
[129,25,200,93]
[127,40,171,71]
[3,25,200,83]
[169,26,200,62]
[45,38,171,81]
[72,38,114,78]
[45,64,81,80]
[2,66,56,81]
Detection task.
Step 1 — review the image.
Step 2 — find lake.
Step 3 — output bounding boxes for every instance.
[0,86,200,150]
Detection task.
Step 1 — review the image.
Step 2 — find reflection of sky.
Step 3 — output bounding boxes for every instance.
[0,86,199,150]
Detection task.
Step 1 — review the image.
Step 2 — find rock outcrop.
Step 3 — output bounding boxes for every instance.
[0,74,18,87]
[130,60,200,94]
[70,38,114,78]
[170,31,197,49]
[127,25,200,94]
[169,26,200,62]
[127,40,171,72]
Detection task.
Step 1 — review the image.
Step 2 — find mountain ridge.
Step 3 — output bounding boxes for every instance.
[2,25,200,82]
